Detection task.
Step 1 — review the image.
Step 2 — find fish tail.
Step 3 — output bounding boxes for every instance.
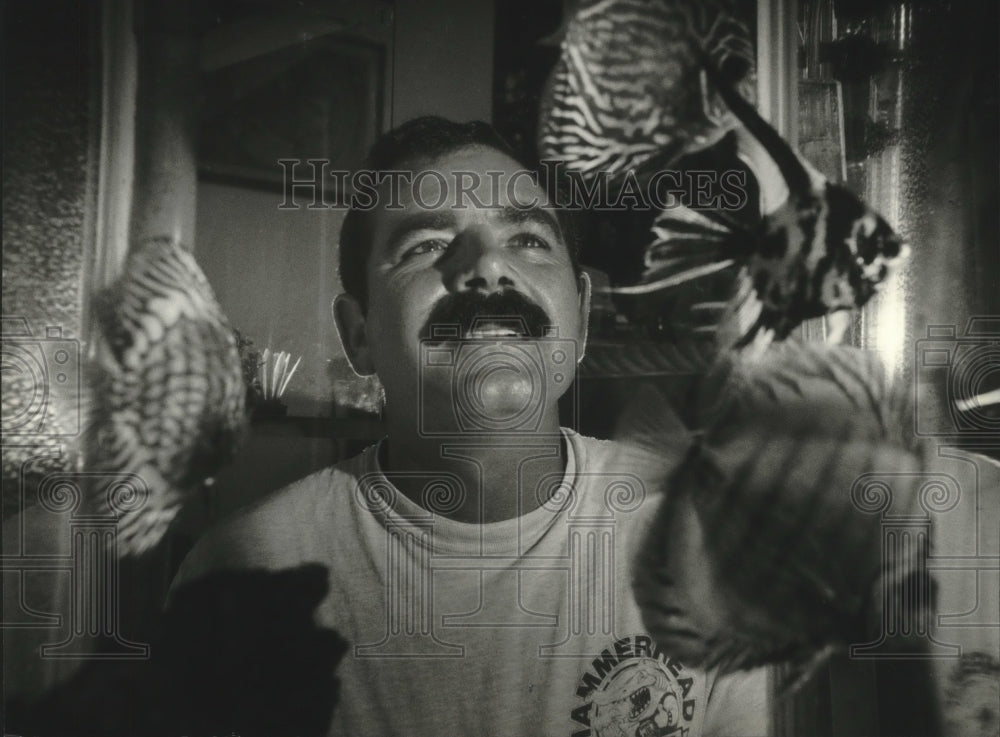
[693,45,814,196]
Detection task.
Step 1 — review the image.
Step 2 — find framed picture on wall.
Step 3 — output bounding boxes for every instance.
[198,32,390,195]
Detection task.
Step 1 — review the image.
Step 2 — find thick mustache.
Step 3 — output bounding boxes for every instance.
[421,289,554,340]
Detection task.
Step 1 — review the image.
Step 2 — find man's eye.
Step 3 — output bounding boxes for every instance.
[401,238,449,260]
[509,234,551,250]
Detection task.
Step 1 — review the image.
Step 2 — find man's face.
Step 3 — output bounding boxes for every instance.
[338,144,590,434]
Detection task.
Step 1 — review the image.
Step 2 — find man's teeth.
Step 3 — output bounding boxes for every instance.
[466,327,524,338]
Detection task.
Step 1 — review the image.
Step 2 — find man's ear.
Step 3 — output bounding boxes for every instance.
[333,294,376,376]
[576,270,592,363]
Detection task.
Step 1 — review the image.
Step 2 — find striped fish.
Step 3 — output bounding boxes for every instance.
[538,0,755,183]
[627,343,931,686]
[87,237,247,555]
[608,50,908,345]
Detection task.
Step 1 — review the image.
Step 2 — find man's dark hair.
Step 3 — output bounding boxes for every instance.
[338,116,581,311]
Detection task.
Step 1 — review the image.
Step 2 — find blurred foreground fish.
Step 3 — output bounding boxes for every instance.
[85,236,247,555]
[626,343,932,689]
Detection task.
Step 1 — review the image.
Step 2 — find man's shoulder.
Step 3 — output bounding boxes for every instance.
[172,445,376,584]
[569,430,682,484]
[563,431,682,530]
[224,446,372,533]
[569,431,629,465]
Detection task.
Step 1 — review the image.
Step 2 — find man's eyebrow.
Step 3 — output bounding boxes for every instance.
[494,204,563,236]
[383,210,457,257]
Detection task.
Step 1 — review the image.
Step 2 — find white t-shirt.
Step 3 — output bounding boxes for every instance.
[173,430,770,737]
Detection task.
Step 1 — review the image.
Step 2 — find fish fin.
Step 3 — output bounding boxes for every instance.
[694,45,814,197]
[603,261,737,295]
[649,202,737,245]
[689,267,772,353]
[734,126,790,215]
[825,310,852,344]
[749,648,837,703]
[601,206,743,296]
[732,124,831,218]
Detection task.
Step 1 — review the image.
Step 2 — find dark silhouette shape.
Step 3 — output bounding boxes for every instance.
[7,564,348,737]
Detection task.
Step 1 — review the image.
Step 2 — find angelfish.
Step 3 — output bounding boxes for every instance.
[608,49,909,345]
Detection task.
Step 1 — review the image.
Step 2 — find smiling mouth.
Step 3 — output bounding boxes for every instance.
[464,322,529,340]
[461,316,533,340]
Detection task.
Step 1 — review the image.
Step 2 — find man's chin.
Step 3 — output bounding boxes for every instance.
[431,369,549,433]
[469,374,538,413]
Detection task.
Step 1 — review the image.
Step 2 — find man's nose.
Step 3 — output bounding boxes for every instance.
[444,229,515,292]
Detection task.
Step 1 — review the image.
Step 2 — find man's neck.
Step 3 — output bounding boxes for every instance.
[381,413,569,523]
